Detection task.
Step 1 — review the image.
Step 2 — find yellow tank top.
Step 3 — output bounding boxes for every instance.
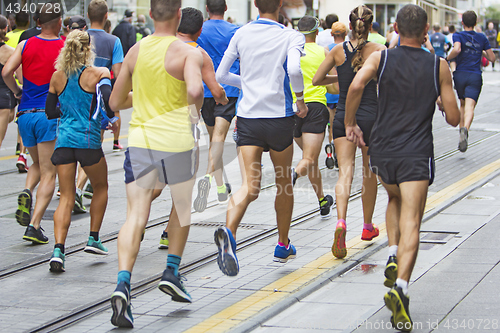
[300,43,327,105]
[129,36,194,152]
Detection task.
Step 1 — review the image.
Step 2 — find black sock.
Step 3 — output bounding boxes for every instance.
[55,243,65,254]
[162,231,168,238]
[113,140,119,145]
[90,231,99,242]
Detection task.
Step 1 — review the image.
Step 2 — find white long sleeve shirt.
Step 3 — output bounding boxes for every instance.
[216,18,305,119]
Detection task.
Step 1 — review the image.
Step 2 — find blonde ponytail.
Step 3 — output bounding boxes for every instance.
[55,29,94,76]
[349,5,373,72]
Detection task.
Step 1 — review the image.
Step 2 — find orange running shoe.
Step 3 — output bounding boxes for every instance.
[332,219,347,259]
[361,224,380,241]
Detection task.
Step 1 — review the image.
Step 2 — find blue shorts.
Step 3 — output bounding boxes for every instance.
[124,147,198,185]
[17,112,57,147]
[453,71,483,102]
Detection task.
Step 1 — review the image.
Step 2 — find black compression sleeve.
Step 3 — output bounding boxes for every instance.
[98,78,114,118]
[45,92,61,119]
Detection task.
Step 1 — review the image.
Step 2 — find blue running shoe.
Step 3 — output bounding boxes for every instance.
[158,268,192,303]
[111,282,133,328]
[49,248,65,272]
[84,236,108,255]
[274,240,297,263]
[214,227,239,276]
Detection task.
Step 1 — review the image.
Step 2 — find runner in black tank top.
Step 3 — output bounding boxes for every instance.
[0,38,18,150]
[313,5,385,260]
[344,5,460,331]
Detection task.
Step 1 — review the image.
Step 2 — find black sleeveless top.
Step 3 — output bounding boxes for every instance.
[336,41,378,121]
[369,46,440,157]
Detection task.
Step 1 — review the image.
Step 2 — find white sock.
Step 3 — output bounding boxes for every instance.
[76,188,83,196]
[388,245,398,257]
[396,278,409,295]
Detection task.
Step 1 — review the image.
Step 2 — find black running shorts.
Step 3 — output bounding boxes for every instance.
[236,116,294,152]
[51,147,104,167]
[370,155,435,186]
[333,112,374,146]
[294,102,329,138]
[0,87,16,109]
[201,97,237,127]
[123,147,198,185]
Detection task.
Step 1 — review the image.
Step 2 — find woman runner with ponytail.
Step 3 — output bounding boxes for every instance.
[313,5,385,259]
[45,29,117,272]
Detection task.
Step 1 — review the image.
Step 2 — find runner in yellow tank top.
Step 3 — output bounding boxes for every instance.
[108,0,204,328]
[292,16,338,220]
[154,7,229,251]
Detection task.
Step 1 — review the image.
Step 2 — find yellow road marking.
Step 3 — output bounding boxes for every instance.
[0,135,128,161]
[185,158,500,333]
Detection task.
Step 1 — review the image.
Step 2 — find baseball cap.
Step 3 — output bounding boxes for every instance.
[331,22,347,35]
[69,15,86,30]
[372,22,380,32]
[124,9,134,18]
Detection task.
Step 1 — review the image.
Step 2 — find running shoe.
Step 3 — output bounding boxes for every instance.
[458,127,468,152]
[16,189,32,226]
[83,183,94,199]
[49,248,65,272]
[193,175,211,212]
[332,220,347,259]
[84,236,109,255]
[273,240,297,263]
[15,142,20,156]
[384,286,413,332]
[158,232,169,249]
[158,267,192,303]
[325,143,335,169]
[214,227,239,276]
[217,183,232,203]
[292,167,298,187]
[56,188,60,197]
[319,195,334,219]
[361,224,380,241]
[16,154,28,173]
[384,255,398,288]
[73,192,87,214]
[113,142,124,151]
[111,281,133,328]
[23,225,48,244]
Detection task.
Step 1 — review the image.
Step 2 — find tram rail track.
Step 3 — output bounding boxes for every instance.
[18,130,500,332]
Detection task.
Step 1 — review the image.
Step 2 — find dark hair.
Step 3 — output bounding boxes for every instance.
[15,12,30,27]
[433,23,440,31]
[349,5,373,72]
[39,2,62,26]
[150,0,181,22]
[88,0,108,23]
[104,19,111,33]
[255,0,280,14]
[448,24,455,33]
[207,0,226,16]
[0,15,8,42]
[462,10,477,28]
[325,14,338,29]
[298,15,318,38]
[178,7,203,35]
[278,13,288,26]
[396,4,428,39]
[63,16,71,27]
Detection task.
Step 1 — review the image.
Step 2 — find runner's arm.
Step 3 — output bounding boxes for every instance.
[324,48,339,94]
[184,49,204,114]
[446,41,461,60]
[215,47,241,89]
[45,71,64,119]
[200,48,228,105]
[288,44,308,118]
[438,58,460,127]
[312,45,338,86]
[109,43,137,111]
[344,51,381,147]
[484,48,496,63]
[1,41,24,97]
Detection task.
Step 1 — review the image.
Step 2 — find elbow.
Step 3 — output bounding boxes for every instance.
[188,84,204,104]
[1,67,10,81]
[109,95,119,112]
[312,76,319,86]
[215,71,226,85]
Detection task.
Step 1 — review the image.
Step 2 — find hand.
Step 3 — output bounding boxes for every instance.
[436,96,444,112]
[107,121,118,133]
[215,90,229,106]
[14,88,22,100]
[345,124,366,148]
[295,99,308,118]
